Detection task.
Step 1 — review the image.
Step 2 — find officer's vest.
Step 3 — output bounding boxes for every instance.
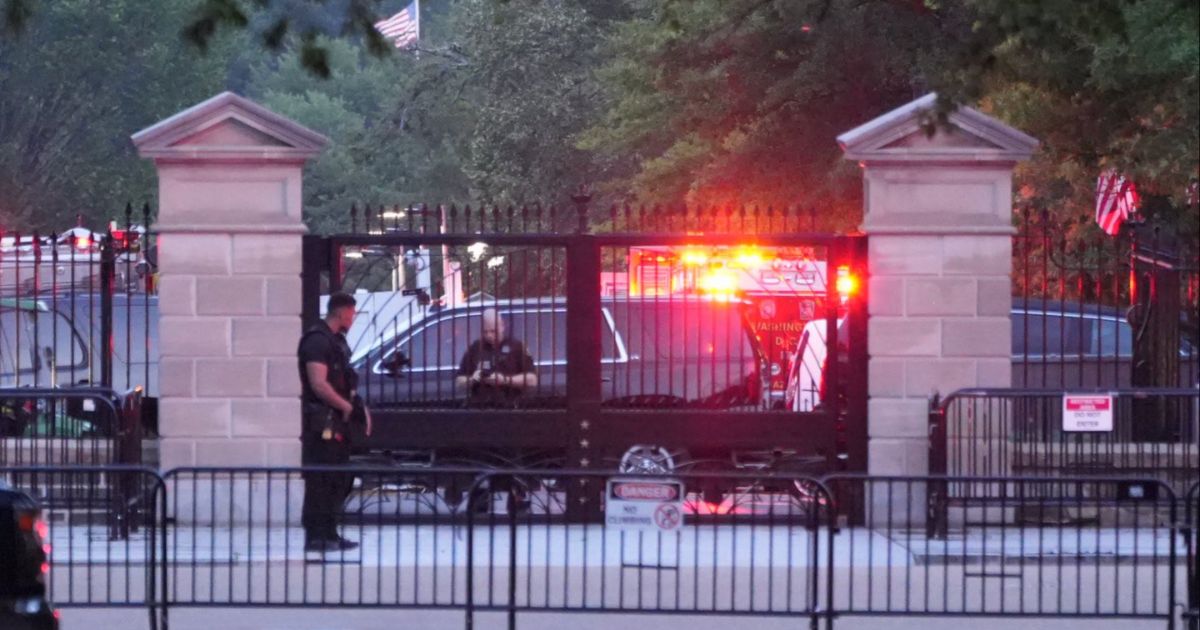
[298,324,354,404]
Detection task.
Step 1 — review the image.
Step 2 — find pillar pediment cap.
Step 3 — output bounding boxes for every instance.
[132,91,329,162]
[838,93,1037,164]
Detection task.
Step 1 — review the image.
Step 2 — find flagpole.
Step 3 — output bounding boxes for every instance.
[414,0,421,57]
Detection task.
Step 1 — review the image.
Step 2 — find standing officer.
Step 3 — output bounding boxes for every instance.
[298,292,370,552]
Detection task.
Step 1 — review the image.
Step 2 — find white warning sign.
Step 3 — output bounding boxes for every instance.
[605,478,685,533]
[1062,394,1115,432]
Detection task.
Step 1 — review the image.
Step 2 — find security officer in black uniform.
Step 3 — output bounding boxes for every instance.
[298,292,370,552]
[456,308,538,407]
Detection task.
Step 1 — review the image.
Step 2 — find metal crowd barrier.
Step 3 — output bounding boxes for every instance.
[0,465,166,629]
[2,465,1195,629]
[1186,482,1199,629]
[0,386,146,469]
[930,388,1199,530]
[825,474,1179,627]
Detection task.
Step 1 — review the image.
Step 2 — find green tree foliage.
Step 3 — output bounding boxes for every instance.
[246,34,474,233]
[959,0,1198,241]
[1,0,1194,241]
[450,0,618,205]
[246,0,621,228]
[0,0,238,230]
[578,0,955,227]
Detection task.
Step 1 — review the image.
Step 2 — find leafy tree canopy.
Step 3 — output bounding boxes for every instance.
[1,0,1195,239]
[0,0,238,230]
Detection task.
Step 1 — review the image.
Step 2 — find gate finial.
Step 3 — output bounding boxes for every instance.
[571,184,592,234]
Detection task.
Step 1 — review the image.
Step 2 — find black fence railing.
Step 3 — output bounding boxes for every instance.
[930,388,1200,526]
[826,474,1178,624]
[306,201,869,512]
[0,465,165,629]
[460,469,830,628]
[0,387,145,473]
[3,465,1196,629]
[0,204,159,442]
[1186,481,1199,628]
[1013,208,1199,390]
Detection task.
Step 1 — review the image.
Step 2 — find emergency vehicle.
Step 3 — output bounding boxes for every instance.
[616,244,856,406]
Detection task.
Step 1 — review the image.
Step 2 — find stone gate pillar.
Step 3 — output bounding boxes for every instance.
[838,94,1037,484]
[133,92,328,470]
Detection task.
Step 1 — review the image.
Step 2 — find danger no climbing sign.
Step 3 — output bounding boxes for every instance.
[605,478,685,533]
[1062,393,1115,432]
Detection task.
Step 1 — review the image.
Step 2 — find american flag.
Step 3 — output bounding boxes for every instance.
[1095,171,1139,236]
[375,1,419,49]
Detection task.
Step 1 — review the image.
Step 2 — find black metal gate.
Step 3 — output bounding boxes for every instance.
[302,200,867,517]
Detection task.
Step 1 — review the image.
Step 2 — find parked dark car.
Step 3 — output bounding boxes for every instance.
[1012,298,1197,388]
[0,482,57,630]
[784,299,1197,408]
[356,297,766,411]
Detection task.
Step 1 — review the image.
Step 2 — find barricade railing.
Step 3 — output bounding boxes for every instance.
[825,474,1179,626]
[1185,481,1199,628]
[159,466,487,610]
[6,465,1197,629]
[930,388,1199,530]
[0,465,165,629]
[0,386,145,469]
[462,469,831,629]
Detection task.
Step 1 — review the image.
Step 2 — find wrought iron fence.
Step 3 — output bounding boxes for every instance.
[0,203,158,441]
[1013,208,1199,390]
[306,201,868,507]
[3,465,1196,629]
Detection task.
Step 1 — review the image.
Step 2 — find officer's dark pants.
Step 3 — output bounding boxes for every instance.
[301,429,352,542]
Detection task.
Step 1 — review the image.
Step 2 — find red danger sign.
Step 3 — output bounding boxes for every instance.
[606,477,686,533]
[612,482,680,501]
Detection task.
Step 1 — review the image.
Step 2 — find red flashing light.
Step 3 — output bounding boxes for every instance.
[680,249,708,266]
[74,235,91,250]
[698,268,738,295]
[41,562,50,574]
[835,266,858,300]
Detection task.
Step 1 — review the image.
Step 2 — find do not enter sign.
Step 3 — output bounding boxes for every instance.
[1062,394,1115,432]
